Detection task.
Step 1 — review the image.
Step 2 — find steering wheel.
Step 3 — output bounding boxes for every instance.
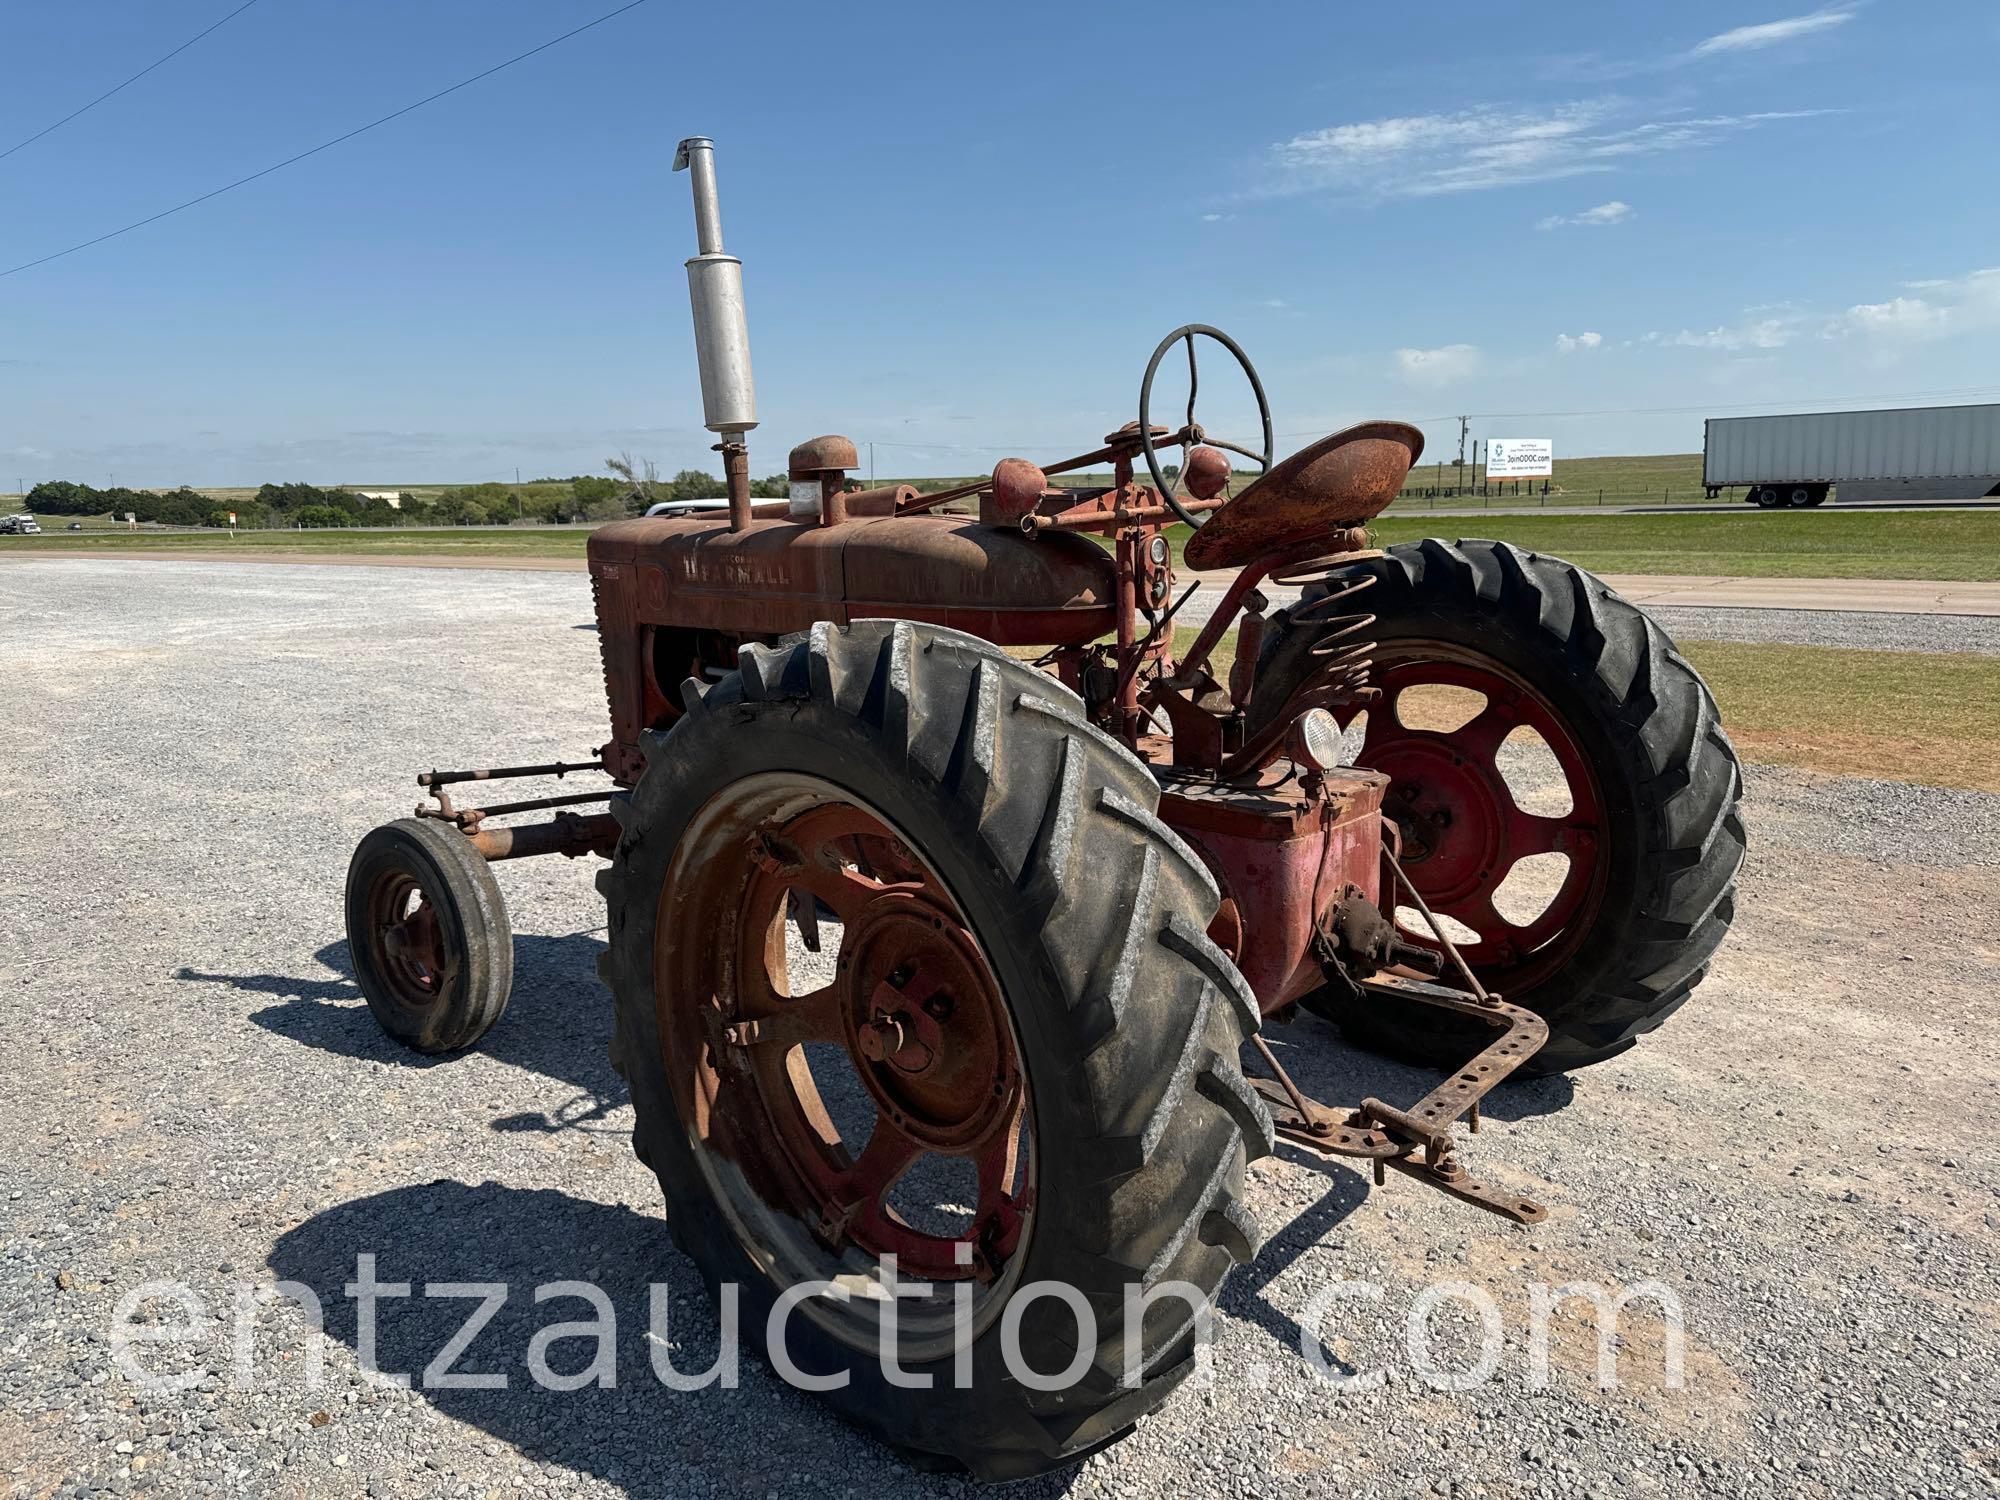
[1137,324,1274,529]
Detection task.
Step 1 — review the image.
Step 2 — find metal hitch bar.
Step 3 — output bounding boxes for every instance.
[1249,974,1550,1224]
[411,756,619,862]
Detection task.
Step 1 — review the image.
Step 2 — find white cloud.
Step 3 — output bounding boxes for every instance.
[1670,318,1797,351]
[1826,268,2000,341]
[1554,331,1604,353]
[1266,102,1828,198]
[1691,6,1856,57]
[1660,267,2000,355]
[1538,200,1632,230]
[1201,211,1234,223]
[1393,344,1481,386]
[1839,296,1949,338]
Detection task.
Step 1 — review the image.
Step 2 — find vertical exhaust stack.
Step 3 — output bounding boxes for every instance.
[673,136,756,528]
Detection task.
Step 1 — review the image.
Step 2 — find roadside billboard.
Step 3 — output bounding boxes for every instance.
[1486,438,1553,479]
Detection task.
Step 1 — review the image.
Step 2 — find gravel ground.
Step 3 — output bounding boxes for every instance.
[3,558,1996,1500]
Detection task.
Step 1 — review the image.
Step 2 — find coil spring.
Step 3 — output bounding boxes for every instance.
[1269,560,1378,705]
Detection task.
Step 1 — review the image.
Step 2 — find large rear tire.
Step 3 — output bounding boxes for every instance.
[1270,539,1745,1073]
[596,620,1270,1479]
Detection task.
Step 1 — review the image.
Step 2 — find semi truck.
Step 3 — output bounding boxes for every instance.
[0,514,41,534]
[1703,402,2000,507]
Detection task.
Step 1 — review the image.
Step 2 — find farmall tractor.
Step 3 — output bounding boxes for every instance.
[344,139,1745,1477]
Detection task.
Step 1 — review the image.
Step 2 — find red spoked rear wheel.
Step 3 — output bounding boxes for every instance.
[1355,650,1610,996]
[603,619,1270,1476]
[721,799,1032,1287]
[1291,539,1744,1073]
[654,775,1036,1356]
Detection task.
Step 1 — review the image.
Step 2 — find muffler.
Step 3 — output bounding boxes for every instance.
[673,136,756,525]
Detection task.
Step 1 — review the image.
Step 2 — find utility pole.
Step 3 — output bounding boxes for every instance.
[869,442,876,484]
[1456,416,1468,494]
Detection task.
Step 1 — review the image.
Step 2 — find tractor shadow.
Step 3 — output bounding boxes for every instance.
[178,931,624,1136]
[270,1179,1087,1495]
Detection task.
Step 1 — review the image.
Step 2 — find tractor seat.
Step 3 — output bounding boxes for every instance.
[1182,420,1424,571]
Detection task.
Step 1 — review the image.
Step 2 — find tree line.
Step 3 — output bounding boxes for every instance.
[21,467,793,530]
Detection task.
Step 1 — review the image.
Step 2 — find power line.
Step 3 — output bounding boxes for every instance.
[0,0,650,280]
[0,0,266,163]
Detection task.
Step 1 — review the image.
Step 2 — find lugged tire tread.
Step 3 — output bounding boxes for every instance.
[1286,538,1745,1073]
[596,619,1267,1479]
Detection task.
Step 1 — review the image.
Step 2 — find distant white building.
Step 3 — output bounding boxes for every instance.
[357,490,402,509]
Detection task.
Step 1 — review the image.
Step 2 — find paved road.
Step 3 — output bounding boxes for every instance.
[1173,569,2000,645]
[1,558,1993,1499]
[1597,574,2000,615]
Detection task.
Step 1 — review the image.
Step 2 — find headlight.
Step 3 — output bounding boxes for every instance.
[1287,708,1343,772]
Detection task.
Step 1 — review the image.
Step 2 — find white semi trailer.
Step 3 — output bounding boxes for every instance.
[1703,402,2000,507]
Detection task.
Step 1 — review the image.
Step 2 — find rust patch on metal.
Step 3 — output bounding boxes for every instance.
[1183,421,1423,570]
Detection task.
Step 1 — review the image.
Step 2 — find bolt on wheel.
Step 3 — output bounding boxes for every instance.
[599,619,1270,1477]
[1289,540,1744,1073]
[1352,649,1609,996]
[344,818,513,1054]
[658,778,1035,1355]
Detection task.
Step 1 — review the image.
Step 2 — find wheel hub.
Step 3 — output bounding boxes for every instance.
[841,892,1019,1153]
[1382,741,1507,902]
[1349,652,1610,988]
[370,874,446,1002]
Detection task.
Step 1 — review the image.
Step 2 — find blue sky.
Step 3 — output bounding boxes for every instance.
[3,0,1997,487]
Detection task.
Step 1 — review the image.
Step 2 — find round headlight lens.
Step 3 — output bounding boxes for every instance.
[1288,708,1343,772]
[1148,534,1170,566]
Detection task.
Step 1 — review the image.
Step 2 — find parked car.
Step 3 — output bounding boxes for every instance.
[643,496,731,518]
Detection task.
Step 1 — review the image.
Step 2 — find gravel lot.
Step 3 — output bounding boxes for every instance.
[3,558,1996,1499]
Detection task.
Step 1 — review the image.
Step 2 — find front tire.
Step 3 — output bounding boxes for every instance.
[597,620,1270,1479]
[345,818,513,1053]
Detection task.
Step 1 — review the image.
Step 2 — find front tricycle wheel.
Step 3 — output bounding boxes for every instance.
[344,817,513,1053]
[597,620,1271,1479]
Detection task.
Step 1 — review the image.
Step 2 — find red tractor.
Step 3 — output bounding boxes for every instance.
[344,139,1744,1477]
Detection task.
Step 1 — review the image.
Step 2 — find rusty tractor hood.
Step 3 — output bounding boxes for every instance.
[589,512,1118,646]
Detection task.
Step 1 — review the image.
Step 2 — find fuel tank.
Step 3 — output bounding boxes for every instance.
[588,512,1117,644]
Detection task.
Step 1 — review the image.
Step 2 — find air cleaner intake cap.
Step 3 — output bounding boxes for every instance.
[788,435,859,479]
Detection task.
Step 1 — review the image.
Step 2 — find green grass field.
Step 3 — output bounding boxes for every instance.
[1366,510,2000,580]
[1394,450,1710,505]
[1679,641,2000,792]
[1166,509,2000,581]
[6,507,1999,582]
